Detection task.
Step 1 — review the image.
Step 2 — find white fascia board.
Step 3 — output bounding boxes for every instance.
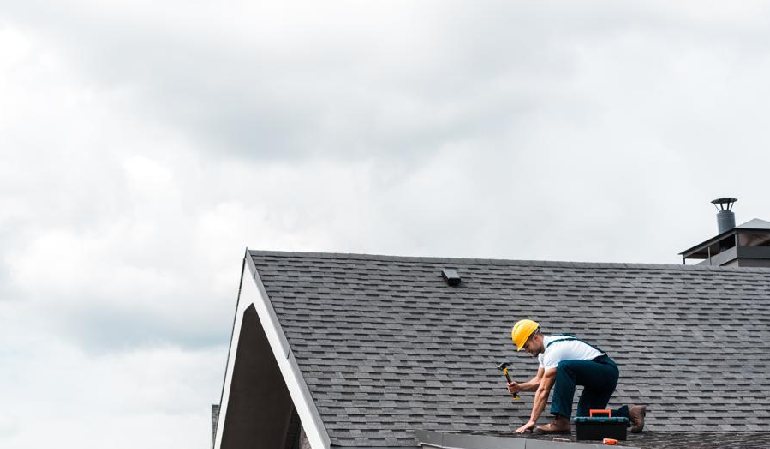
[214,254,331,449]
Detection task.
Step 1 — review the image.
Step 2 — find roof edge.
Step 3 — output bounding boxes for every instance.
[213,251,248,449]
[415,431,638,449]
[215,250,332,449]
[244,254,332,449]
[679,221,770,257]
[248,250,770,273]
[330,447,418,449]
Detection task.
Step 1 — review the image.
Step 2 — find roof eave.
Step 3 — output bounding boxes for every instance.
[679,226,770,257]
[679,229,736,257]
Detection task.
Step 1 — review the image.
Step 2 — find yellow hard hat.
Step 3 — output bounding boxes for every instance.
[511,319,540,351]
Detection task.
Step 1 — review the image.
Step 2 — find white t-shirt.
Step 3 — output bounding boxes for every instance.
[538,335,603,370]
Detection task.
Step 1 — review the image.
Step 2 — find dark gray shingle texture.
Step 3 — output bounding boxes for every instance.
[248,251,770,447]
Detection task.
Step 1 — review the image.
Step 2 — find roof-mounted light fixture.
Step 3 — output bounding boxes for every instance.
[441,269,461,287]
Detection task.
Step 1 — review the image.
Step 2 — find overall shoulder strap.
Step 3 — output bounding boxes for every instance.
[545,336,578,349]
[545,334,606,355]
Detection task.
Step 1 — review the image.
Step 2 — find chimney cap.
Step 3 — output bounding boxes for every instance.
[711,197,737,211]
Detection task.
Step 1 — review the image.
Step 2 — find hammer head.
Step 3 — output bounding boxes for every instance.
[497,361,511,371]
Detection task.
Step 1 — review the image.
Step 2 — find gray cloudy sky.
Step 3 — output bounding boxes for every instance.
[2,1,770,447]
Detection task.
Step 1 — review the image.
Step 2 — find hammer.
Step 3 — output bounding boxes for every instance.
[497,362,520,400]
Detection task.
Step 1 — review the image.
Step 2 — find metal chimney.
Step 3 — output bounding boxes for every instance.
[711,197,737,234]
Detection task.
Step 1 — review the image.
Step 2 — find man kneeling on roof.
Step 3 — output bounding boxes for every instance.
[508,319,647,434]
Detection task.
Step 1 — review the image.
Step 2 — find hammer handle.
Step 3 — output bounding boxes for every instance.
[503,368,520,400]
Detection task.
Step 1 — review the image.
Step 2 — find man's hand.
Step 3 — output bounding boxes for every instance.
[507,382,521,394]
[515,420,536,433]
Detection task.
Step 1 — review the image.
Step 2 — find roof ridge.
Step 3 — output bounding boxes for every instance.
[246,249,770,273]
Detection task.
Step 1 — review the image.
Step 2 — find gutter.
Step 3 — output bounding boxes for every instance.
[414,431,640,449]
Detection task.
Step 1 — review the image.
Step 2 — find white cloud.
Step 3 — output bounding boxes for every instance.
[0,316,222,448]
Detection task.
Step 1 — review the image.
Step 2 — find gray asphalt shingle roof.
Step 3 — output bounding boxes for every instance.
[248,250,770,447]
[738,218,770,229]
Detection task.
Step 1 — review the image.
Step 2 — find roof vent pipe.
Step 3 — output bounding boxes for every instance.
[712,197,737,234]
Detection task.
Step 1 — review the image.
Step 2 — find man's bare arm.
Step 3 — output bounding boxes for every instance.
[513,367,555,434]
[508,367,544,393]
[529,368,556,423]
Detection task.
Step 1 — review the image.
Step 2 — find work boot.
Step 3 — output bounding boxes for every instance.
[629,405,647,433]
[535,416,571,434]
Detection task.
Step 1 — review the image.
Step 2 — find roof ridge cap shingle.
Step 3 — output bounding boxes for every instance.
[246,249,770,273]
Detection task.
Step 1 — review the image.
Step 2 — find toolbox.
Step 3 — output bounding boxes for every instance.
[574,409,629,441]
